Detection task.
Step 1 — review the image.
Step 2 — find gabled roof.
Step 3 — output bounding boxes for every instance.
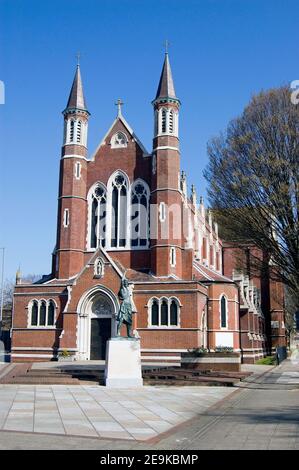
[193,261,234,283]
[155,53,177,100]
[90,113,150,160]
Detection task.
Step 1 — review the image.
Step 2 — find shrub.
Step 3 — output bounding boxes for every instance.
[187,347,209,356]
[256,355,276,365]
[59,349,71,357]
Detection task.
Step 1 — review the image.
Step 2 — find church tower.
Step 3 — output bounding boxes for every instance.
[151,53,185,277]
[53,64,90,279]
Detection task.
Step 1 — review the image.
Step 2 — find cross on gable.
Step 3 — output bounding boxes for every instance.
[115,98,124,116]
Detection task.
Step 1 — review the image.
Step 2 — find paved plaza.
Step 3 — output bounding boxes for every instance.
[0,359,298,449]
[0,382,233,441]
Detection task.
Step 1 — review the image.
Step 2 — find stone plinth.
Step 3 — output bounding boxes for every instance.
[105,338,143,388]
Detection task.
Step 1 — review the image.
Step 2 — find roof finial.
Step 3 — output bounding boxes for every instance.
[164,39,170,54]
[115,98,124,117]
[76,51,81,66]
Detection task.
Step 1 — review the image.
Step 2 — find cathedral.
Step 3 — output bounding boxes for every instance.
[11,53,286,364]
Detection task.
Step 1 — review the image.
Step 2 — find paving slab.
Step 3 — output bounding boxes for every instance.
[0,382,233,442]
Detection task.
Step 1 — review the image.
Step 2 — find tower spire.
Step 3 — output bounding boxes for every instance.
[65,63,88,112]
[154,52,178,101]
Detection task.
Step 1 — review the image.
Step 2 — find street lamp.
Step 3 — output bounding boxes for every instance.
[0,247,5,332]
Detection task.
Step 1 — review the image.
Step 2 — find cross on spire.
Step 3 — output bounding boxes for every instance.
[76,51,81,66]
[164,39,170,54]
[115,98,124,116]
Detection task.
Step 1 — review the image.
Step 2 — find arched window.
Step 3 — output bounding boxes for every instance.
[149,297,180,327]
[161,300,168,326]
[110,173,128,248]
[131,181,149,248]
[111,132,128,148]
[169,110,174,133]
[40,301,46,326]
[77,120,82,143]
[29,299,56,327]
[69,120,75,142]
[31,301,38,326]
[48,301,55,326]
[90,183,107,249]
[170,299,178,325]
[154,110,159,135]
[161,109,167,133]
[220,295,227,328]
[151,299,159,326]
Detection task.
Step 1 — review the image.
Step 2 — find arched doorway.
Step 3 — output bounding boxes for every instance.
[77,286,118,360]
[90,293,113,359]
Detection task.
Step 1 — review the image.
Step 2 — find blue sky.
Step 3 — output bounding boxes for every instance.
[0,0,299,281]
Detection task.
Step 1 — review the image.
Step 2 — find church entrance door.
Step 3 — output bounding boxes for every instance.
[90,318,111,360]
[77,286,118,361]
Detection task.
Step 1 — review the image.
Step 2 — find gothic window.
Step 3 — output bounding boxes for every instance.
[169,110,174,133]
[220,295,228,328]
[29,300,56,327]
[161,300,168,325]
[63,120,67,143]
[39,301,46,326]
[111,132,128,148]
[131,181,149,248]
[152,153,157,175]
[151,299,159,326]
[77,120,82,143]
[110,173,128,248]
[31,301,38,326]
[161,109,167,133]
[154,110,158,135]
[89,183,107,249]
[149,298,180,327]
[48,301,55,326]
[170,300,178,325]
[69,120,75,142]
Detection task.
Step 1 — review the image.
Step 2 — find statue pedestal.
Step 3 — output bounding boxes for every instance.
[104,338,143,388]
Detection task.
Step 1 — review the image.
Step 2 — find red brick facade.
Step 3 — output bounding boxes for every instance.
[11,56,286,363]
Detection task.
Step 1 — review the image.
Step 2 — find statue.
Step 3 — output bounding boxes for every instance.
[116,277,137,338]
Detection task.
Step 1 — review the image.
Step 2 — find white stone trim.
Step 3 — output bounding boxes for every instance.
[76,285,119,360]
[86,181,107,250]
[153,146,180,152]
[61,155,88,161]
[11,354,55,358]
[27,298,57,328]
[110,131,128,148]
[147,296,181,328]
[74,161,82,180]
[170,247,176,267]
[106,170,130,250]
[63,208,70,228]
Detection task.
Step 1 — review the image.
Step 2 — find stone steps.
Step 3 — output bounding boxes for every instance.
[0,364,102,385]
[143,367,243,386]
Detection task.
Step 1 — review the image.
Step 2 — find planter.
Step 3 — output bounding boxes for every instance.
[181,352,241,372]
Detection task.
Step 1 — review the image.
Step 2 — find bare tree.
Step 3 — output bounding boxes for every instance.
[204,86,299,299]
[1,274,42,309]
